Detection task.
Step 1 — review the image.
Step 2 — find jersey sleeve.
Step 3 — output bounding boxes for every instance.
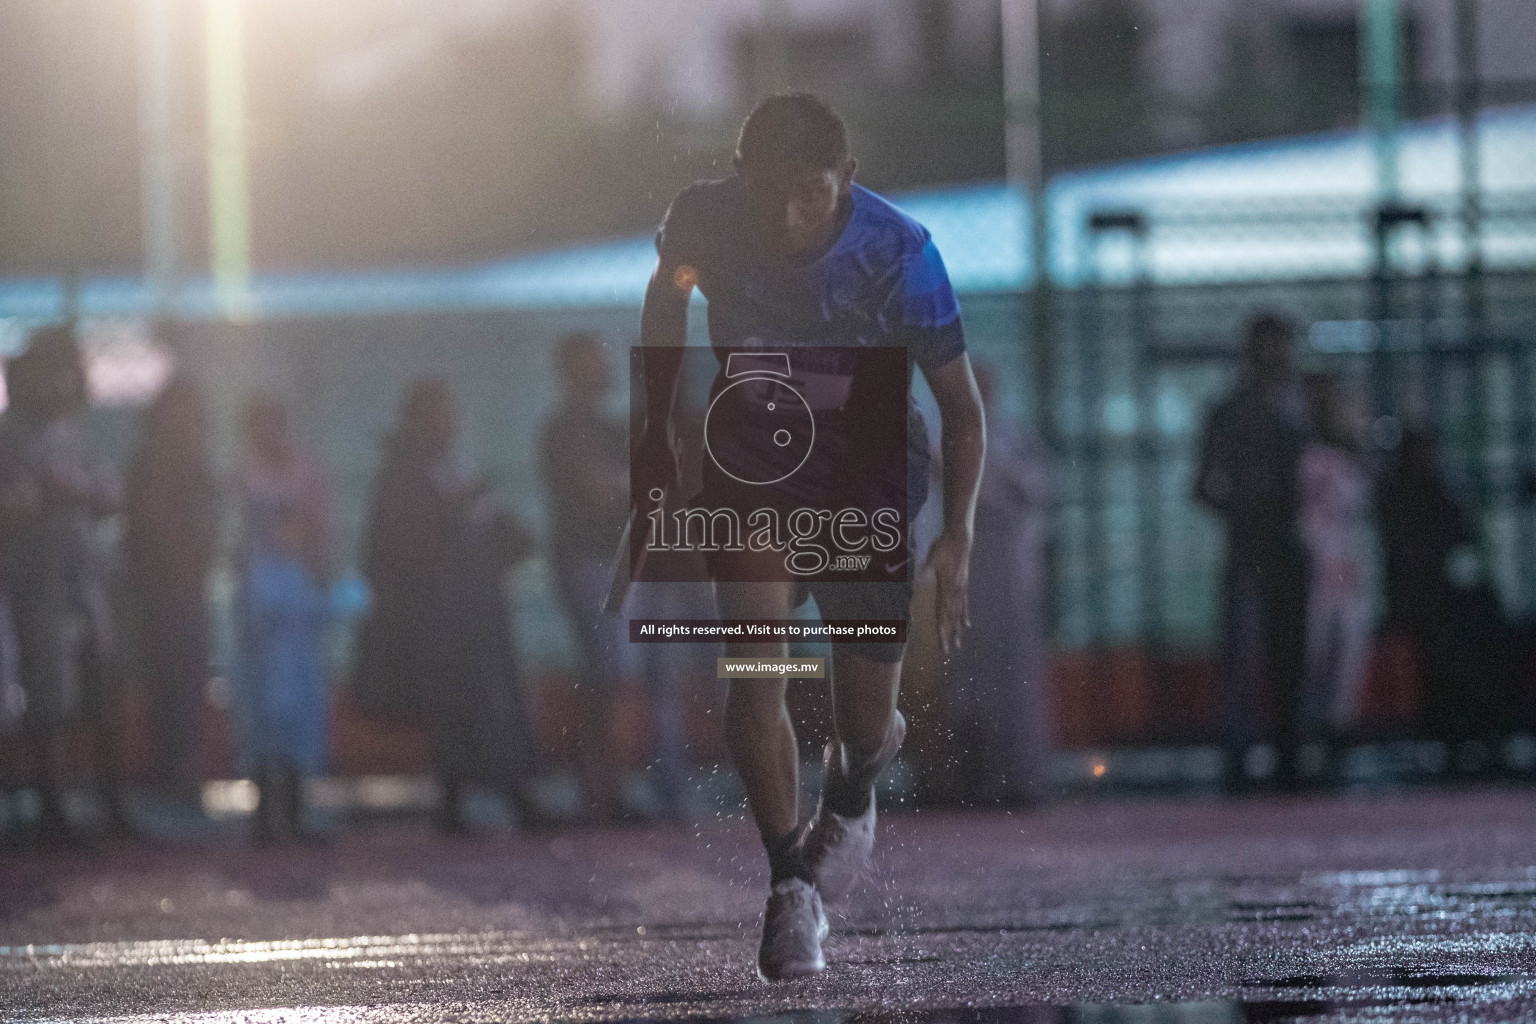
[896,237,966,373]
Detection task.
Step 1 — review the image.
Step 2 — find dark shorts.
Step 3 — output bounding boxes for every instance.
[701,516,919,665]
[690,408,926,665]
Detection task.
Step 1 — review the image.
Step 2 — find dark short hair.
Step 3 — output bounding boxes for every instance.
[1244,312,1294,352]
[736,93,849,172]
[400,375,452,426]
[22,323,88,413]
[1243,311,1295,370]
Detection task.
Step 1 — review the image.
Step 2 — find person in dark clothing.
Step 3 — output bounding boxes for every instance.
[124,376,218,801]
[358,377,541,834]
[0,429,30,739]
[538,333,635,822]
[0,356,42,826]
[1376,426,1518,768]
[1195,313,1312,792]
[0,325,128,843]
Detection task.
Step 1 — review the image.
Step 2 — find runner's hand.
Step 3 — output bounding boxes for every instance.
[925,527,973,655]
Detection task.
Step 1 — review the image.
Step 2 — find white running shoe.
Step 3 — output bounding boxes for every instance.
[756,877,828,981]
[802,709,906,902]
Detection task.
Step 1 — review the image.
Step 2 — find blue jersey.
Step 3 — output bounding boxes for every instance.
[657,177,965,517]
[656,178,965,373]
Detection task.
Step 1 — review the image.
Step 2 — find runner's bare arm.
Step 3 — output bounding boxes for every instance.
[924,351,986,654]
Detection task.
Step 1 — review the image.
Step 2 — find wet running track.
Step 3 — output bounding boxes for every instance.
[6,788,1536,1022]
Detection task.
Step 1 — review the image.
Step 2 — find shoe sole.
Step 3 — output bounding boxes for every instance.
[757,956,826,982]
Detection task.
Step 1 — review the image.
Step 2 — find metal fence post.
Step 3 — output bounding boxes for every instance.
[1371,203,1429,424]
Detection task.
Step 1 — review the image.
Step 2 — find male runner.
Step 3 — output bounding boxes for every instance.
[634,93,985,981]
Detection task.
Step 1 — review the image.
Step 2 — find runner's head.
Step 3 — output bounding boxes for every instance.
[733,93,856,257]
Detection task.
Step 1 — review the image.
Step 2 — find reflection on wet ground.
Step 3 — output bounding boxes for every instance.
[8,790,1536,1022]
[30,985,1536,1024]
[14,961,1536,1022]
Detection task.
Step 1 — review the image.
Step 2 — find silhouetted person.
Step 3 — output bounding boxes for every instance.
[359,377,541,834]
[125,376,217,803]
[0,325,127,843]
[943,361,1055,808]
[539,332,634,822]
[0,437,27,740]
[1377,426,1516,768]
[235,394,331,843]
[1297,373,1373,762]
[1195,313,1311,792]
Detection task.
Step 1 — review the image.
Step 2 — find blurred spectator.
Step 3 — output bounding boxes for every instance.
[1376,426,1526,769]
[357,377,542,834]
[124,377,217,803]
[1195,313,1311,792]
[0,463,23,738]
[0,325,127,842]
[0,372,36,744]
[1297,373,1373,757]
[626,356,715,820]
[538,332,643,822]
[235,394,331,843]
[941,361,1055,808]
[625,578,705,819]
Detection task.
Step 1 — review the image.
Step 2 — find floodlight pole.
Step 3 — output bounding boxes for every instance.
[1360,0,1404,202]
[1002,0,1059,644]
[138,0,180,316]
[206,0,252,320]
[1001,0,1052,442]
[1001,0,1043,205]
[1453,0,1483,290]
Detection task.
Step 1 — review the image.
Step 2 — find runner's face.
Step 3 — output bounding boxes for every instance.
[739,161,850,257]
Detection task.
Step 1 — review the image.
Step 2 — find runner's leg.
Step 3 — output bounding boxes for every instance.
[714,556,800,854]
[713,549,829,981]
[827,651,902,815]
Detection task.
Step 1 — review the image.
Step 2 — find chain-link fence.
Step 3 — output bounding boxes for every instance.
[2,102,1535,716]
[128,231,1531,685]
